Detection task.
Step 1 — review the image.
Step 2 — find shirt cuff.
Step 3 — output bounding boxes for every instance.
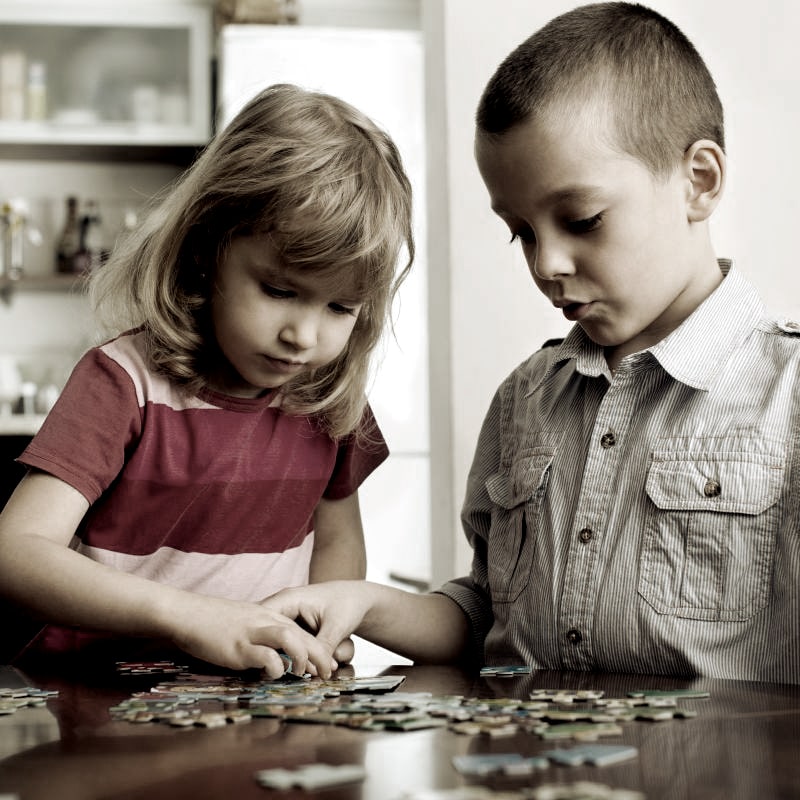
[433,577,492,665]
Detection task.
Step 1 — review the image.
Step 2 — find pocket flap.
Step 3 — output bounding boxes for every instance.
[486,452,554,509]
[646,452,783,514]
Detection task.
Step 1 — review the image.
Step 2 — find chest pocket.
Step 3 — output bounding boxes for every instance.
[639,441,784,621]
[485,451,554,604]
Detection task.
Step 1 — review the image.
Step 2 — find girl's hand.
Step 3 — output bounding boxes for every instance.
[331,636,356,665]
[163,594,338,678]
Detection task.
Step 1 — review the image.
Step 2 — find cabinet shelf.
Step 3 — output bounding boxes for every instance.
[0,140,203,166]
[0,120,209,148]
[4,274,84,291]
[0,273,86,303]
[0,414,46,436]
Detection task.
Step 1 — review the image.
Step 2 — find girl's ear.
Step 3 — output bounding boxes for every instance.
[683,139,726,222]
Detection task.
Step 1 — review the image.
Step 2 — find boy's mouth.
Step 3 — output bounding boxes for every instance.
[561,301,593,322]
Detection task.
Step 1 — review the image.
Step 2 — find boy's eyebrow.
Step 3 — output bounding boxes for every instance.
[542,185,606,205]
[492,185,607,216]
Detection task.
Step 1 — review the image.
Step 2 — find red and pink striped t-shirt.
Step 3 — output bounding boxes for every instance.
[17,330,388,658]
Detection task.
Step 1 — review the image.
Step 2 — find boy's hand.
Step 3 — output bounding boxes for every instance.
[162,594,338,678]
[261,580,370,663]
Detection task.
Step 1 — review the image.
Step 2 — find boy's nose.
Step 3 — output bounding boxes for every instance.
[530,241,573,281]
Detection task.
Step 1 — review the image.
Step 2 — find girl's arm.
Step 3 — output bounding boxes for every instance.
[263,580,472,665]
[0,470,337,677]
[307,492,367,663]
[309,492,367,582]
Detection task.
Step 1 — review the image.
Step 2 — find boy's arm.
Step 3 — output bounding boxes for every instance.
[263,580,472,664]
[0,470,336,677]
[308,492,366,582]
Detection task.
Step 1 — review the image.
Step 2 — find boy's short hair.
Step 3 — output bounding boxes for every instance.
[476,2,724,175]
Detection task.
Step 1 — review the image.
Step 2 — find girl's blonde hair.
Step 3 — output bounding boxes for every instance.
[90,83,414,439]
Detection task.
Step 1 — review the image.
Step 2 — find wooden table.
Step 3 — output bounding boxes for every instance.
[1,662,798,799]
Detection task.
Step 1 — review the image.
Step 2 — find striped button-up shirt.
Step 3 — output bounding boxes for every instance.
[439,262,800,683]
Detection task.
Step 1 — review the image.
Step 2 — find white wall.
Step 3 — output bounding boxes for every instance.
[428,0,800,577]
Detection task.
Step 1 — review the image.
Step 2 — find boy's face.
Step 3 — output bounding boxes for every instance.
[475,107,722,370]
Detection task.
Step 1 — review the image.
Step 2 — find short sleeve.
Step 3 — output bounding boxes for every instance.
[323,403,389,499]
[18,348,143,503]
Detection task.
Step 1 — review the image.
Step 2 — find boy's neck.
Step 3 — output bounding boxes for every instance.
[604,251,724,373]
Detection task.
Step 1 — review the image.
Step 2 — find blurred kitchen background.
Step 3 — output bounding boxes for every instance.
[1,0,799,652]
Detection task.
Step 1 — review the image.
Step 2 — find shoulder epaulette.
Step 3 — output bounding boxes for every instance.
[776,318,800,336]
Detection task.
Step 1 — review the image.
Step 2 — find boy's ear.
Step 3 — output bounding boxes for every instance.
[683,139,725,222]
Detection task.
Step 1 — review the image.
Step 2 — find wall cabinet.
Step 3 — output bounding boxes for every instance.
[0,3,212,148]
[0,3,213,299]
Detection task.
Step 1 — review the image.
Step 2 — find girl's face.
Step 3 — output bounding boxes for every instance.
[208,234,362,397]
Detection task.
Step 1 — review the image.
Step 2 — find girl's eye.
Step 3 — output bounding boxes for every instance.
[328,302,358,316]
[261,283,293,299]
[566,213,603,234]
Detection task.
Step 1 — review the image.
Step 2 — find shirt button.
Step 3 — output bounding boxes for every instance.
[600,430,616,449]
[566,629,582,645]
[578,527,593,543]
[703,479,721,498]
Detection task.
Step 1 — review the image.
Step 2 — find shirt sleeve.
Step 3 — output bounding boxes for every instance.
[18,347,143,503]
[323,402,390,500]
[434,388,505,662]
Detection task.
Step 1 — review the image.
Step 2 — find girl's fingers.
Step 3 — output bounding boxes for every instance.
[333,636,355,664]
[251,624,338,679]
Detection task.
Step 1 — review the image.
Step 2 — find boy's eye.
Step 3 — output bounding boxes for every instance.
[261,283,294,299]
[509,226,535,246]
[566,213,603,234]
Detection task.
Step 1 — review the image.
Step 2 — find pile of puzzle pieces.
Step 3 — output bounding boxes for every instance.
[0,687,59,715]
[108,671,707,741]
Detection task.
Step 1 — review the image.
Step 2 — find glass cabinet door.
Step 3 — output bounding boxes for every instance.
[0,3,211,146]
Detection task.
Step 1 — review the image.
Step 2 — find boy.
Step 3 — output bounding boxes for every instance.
[265,2,800,683]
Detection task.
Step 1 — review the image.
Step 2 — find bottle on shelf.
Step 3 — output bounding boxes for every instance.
[76,199,109,273]
[26,61,47,121]
[55,195,81,274]
[0,50,26,122]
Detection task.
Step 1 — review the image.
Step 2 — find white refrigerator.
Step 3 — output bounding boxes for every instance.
[217,25,431,657]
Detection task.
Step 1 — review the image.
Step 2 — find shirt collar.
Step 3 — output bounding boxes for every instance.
[647,260,763,389]
[530,259,764,393]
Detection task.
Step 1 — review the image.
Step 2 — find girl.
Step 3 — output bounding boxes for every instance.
[0,84,414,678]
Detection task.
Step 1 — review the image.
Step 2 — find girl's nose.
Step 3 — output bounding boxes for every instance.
[279,308,319,350]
